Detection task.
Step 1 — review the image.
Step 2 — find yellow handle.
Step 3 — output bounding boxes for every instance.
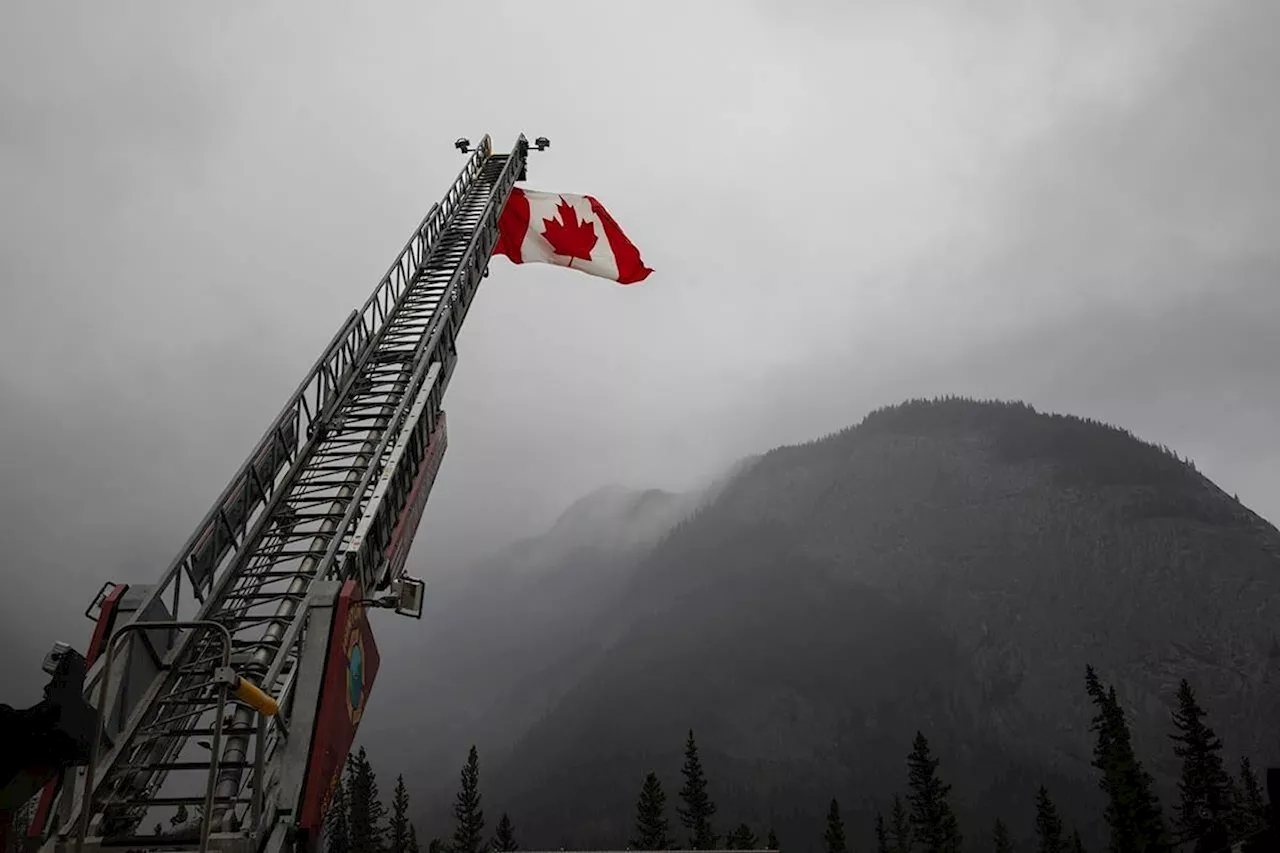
[233,676,279,717]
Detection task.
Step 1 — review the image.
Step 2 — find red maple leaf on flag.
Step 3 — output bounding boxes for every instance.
[540,196,598,264]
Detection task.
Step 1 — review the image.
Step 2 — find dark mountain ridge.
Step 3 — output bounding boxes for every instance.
[378,398,1280,851]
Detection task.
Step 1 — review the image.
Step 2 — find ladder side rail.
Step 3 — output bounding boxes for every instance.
[201,141,507,827]
[107,135,493,633]
[259,142,527,691]
[73,621,233,853]
[340,137,528,592]
[63,142,497,837]
[56,307,366,839]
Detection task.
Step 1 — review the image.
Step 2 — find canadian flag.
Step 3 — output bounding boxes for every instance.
[492,188,652,284]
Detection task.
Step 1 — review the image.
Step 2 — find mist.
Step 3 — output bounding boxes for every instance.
[2,0,1277,714]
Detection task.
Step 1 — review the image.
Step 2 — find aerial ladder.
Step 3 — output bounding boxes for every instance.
[4,133,548,853]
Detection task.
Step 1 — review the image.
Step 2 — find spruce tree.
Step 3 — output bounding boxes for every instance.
[347,748,388,853]
[632,772,673,850]
[729,824,757,850]
[1085,667,1167,852]
[823,799,846,853]
[324,778,351,853]
[888,795,911,853]
[409,825,421,853]
[767,828,780,851]
[493,813,518,852]
[677,730,718,850]
[1238,757,1269,836]
[875,813,890,853]
[451,746,485,853]
[906,732,962,853]
[1035,787,1064,853]
[993,819,1013,853]
[390,775,412,853]
[1169,679,1234,851]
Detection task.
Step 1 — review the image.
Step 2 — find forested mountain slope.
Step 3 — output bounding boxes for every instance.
[382,399,1280,851]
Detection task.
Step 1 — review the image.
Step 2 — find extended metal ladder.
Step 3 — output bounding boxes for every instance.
[39,134,532,853]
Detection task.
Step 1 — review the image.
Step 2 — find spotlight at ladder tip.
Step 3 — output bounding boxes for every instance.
[534,136,551,151]
[454,137,471,153]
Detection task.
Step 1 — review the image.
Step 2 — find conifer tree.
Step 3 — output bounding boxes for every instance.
[451,746,485,853]
[728,824,757,850]
[427,838,445,853]
[1169,679,1234,851]
[347,748,388,853]
[906,733,962,853]
[408,825,421,853]
[767,828,780,851]
[1068,829,1085,853]
[677,730,718,850]
[993,819,1013,853]
[632,772,674,850]
[325,778,351,853]
[493,813,518,852]
[875,813,890,853]
[390,775,412,853]
[1238,757,1269,836]
[1035,787,1064,853]
[823,799,846,853]
[1085,666,1167,852]
[888,795,911,853]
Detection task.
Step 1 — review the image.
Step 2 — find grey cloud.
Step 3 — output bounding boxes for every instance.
[1,1,1277,704]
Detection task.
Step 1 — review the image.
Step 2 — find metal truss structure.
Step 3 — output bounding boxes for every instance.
[25,134,539,853]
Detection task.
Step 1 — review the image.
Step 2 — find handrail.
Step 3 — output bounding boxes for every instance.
[74,621,233,853]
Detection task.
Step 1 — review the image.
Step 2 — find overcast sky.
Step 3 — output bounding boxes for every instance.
[2,1,1278,697]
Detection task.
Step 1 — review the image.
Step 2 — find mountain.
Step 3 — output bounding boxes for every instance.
[378,398,1280,851]
[371,472,745,815]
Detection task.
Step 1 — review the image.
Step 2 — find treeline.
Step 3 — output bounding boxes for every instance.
[629,668,1274,852]
[324,746,518,853]
[329,667,1276,853]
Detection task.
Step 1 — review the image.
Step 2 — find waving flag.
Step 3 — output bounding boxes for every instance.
[493,188,652,284]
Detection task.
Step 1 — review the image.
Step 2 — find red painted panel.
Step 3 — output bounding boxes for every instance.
[384,415,447,582]
[297,579,381,840]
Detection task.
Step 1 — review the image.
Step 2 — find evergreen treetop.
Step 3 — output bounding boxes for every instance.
[823,799,846,853]
[1169,679,1234,852]
[1237,757,1269,836]
[676,730,718,850]
[1085,667,1167,853]
[390,774,412,853]
[1035,786,1064,853]
[323,778,351,853]
[493,813,518,852]
[727,823,758,850]
[631,772,674,851]
[906,732,963,853]
[993,818,1014,853]
[346,748,388,853]
[888,795,912,853]
[451,746,485,853]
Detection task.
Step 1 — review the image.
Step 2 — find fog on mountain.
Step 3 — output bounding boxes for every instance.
[362,397,1280,851]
